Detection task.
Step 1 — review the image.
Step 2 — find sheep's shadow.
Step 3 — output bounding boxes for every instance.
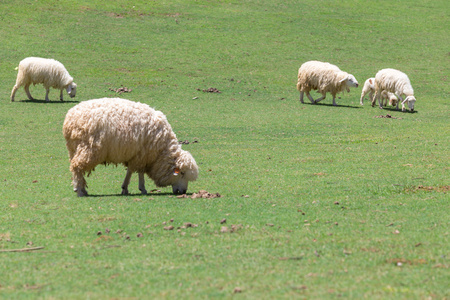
[87,192,187,198]
[17,99,79,104]
[374,106,418,114]
[301,102,362,109]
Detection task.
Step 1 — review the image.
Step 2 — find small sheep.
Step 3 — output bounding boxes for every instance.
[63,98,198,197]
[296,60,359,106]
[360,77,398,107]
[374,68,416,112]
[11,57,77,102]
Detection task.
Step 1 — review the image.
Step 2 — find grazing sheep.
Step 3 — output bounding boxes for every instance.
[374,68,416,112]
[63,98,198,197]
[296,60,359,106]
[360,77,398,107]
[10,57,77,102]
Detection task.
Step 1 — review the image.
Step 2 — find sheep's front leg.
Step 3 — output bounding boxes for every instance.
[374,91,383,109]
[359,91,367,106]
[305,91,315,104]
[299,91,304,103]
[332,95,337,106]
[72,169,88,197]
[369,91,375,106]
[121,169,133,195]
[10,85,19,102]
[314,93,326,103]
[138,173,147,195]
[24,84,34,100]
[396,94,403,111]
[60,89,64,101]
[45,88,50,102]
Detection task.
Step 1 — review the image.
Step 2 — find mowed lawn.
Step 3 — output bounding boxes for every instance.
[0,0,448,299]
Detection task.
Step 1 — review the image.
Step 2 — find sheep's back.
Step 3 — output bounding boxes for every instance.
[375,69,413,95]
[297,61,346,93]
[19,57,72,88]
[63,98,177,164]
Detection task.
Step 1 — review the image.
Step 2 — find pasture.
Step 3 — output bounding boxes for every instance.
[0,0,448,298]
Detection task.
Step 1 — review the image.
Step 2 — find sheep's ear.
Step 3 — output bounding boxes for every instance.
[401,98,408,104]
[369,79,373,84]
[339,76,348,83]
[67,85,72,94]
[173,168,181,176]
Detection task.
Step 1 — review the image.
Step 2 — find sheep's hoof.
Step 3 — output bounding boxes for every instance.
[121,189,129,195]
[140,189,148,195]
[77,189,88,197]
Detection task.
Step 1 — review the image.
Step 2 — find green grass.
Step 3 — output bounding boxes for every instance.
[0,0,449,298]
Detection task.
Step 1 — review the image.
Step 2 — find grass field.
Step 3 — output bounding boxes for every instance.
[0,0,449,298]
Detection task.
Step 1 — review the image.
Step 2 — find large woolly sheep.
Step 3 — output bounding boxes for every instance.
[11,57,77,102]
[296,60,359,106]
[374,68,416,112]
[360,77,398,107]
[63,98,198,197]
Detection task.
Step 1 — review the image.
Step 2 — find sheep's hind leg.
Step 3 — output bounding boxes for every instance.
[138,173,147,195]
[121,169,133,195]
[24,84,34,100]
[305,92,315,104]
[299,91,304,103]
[314,93,326,104]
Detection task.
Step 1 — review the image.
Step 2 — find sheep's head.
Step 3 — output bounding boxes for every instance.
[66,82,77,98]
[171,150,198,194]
[389,97,398,107]
[402,96,416,112]
[339,74,359,88]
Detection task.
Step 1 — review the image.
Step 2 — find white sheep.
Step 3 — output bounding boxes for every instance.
[296,60,359,106]
[10,57,77,102]
[360,77,398,107]
[63,98,198,197]
[374,68,416,112]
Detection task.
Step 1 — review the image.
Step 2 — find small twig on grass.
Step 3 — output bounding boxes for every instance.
[0,246,45,253]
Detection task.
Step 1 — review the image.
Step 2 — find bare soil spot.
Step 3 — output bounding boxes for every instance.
[198,87,221,93]
[177,190,221,199]
[406,185,450,193]
[109,86,132,94]
[374,114,402,119]
[179,139,199,145]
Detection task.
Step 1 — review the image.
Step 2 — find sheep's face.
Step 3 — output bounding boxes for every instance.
[339,74,359,88]
[402,96,416,112]
[66,83,77,98]
[171,150,198,194]
[389,98,398,107]
[346,75,359,88]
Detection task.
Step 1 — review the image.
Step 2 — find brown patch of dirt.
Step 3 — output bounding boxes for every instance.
[313,172,326,176]
[107,13,124,18]
[386,258,427,265]
[374,114,402,119]
[179,139,199,145]
[109,86,132,94]
[198,87,221,93]
[177,190,221,199]
[407,185,450,193]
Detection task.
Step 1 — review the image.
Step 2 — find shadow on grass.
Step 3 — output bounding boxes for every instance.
[301,102,362,109]
[374,106,419,114]
[87,192,186,198]
[16,99,79,104]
